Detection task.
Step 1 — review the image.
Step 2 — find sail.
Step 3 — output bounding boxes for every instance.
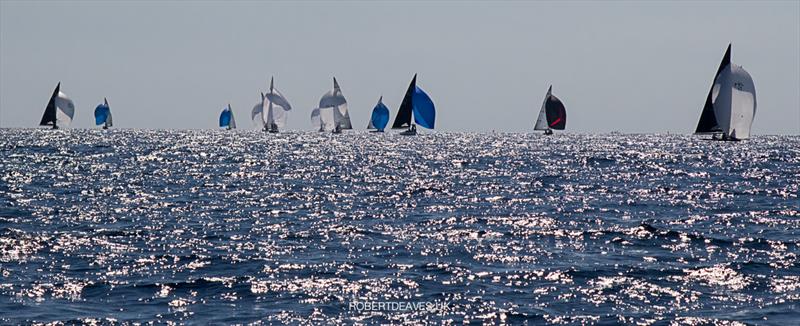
[316,107,336,131]
[252,93,266,128]
[695,44,730,133]
[713,63,756,139]
[412,86,435,129]
[545,94,567,130]
[319,78,352,129]
[534,90,549,130]
[391,74,416,129]
[94,98,112,126]
[52,91,75,127]
[264,78,291,129]
[311,108,321,130]
[369,97,390,130]
[39,83,61,126]
[219,105,235,129]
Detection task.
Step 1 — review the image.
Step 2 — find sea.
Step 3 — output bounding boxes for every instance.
[1,129,798,325]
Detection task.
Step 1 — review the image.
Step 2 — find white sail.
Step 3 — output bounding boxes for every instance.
[264,83,291,129]
[534,87,550,130]
[713,64,756,139]
[319,78,352,129]
[106,111,113,127]
[252,93,266,128]
[229,107,237,129]
[311,108,322,131]
[54,91,75,126]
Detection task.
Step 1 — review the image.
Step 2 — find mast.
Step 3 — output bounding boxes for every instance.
[391,74,416,129]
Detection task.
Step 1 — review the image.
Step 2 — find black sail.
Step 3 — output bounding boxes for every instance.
[545,94,567,130]
[695,44,731,133]
[391,74,416,129]
[39,82,60,126]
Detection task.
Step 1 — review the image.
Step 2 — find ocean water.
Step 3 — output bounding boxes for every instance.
[0,129,798,325]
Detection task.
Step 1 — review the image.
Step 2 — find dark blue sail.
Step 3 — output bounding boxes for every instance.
[371,99,390,131]
[94,103,110,126]
[219,108,233,128]
[412,86,435,129]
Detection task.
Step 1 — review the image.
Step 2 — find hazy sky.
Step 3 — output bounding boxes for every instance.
[1,1,798,133]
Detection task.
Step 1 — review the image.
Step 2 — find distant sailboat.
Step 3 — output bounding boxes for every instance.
[391,74,435,136]
[695,44,757,141]
[39,82,75,129]
[367,96,390,132]
[311,77,351,134]
[219,104,236,130]
[534,85,567,135]
[252,77,292,133]
[94,98,113,129]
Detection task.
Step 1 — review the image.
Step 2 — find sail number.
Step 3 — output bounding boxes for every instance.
[733,82,745,91]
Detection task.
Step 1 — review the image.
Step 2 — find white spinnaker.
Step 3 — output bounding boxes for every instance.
[713,64,756,139]
[54,91,75,126]
[318,107,336,131]
[252,96,266,128]
[265,89,291,128]
[310,108,321,130]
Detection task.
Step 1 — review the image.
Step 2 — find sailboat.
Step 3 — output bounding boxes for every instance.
[534,86,567,135]
[39,82,75,129]
[252,77,292,133]
[391,74,435,136]
[313,77,352,134]
[367,96,390,132]
[219,104,236,130]
[694,44,757,141]
[94,98,113,129]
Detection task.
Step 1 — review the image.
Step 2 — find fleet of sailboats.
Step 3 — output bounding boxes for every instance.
[534,86,567,135]
[94,98,112,129]
[694,44,757,141]
[33,46,761,139]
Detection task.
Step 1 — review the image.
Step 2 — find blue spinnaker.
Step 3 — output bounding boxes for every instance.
[219,109,232,128]
[412,86,435,129]
[94,104,110,125]
[371,102,390,131]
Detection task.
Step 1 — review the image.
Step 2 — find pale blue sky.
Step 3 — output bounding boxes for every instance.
[1,1,798,133]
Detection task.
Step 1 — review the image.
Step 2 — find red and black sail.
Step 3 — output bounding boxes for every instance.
[545,94,567,130]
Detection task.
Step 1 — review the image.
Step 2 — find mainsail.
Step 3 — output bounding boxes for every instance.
[695,44,730,134]
[39,82,75,128]
[94,98,112,128]
[534,86,567,132]
[219,104,236,129]
[391,74,436,130]
[368,96,390,131]
[695,44,757,140]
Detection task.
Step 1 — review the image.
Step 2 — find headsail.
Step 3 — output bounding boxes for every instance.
[695,44,730,134]
[94,98,112,127]
[39,82,75,128]
[713,63,756,140]
[369,96,390,131]
[219,104,236,129]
